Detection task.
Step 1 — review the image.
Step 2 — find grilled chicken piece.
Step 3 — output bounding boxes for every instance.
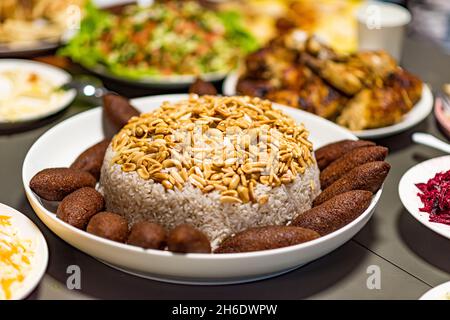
[239,47,313,98]
[266,73,345,119]
[236,32,422,131]
[244,45,298,80]
[303,50,397,96]
[337,67,423,130]
[279,65,310,89]
[240,37,346,119]
[348,50,397,83]
[298,75,346,119]
[243,48,273,79]
[304,36,342,61]
[302,54,365,96]
[385,68,423,109]
[319,60,365,95]
[337,87,405,130]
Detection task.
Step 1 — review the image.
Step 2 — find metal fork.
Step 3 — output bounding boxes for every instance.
[60,76,109,105]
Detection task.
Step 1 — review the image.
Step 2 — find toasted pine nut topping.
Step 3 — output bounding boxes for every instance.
[111,95,314,203]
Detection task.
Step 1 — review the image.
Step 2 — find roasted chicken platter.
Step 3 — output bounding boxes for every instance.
[236,30,423,130]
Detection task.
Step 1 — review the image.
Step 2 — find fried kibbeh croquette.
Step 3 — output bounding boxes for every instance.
[215,226,320,253]
[292,190,373,235]
[30,168,96,201]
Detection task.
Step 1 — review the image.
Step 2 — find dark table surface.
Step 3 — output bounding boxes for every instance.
[1,35,449,299]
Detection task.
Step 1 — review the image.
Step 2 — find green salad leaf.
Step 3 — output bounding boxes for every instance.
[217,10,259,54]
[59,2,112,67]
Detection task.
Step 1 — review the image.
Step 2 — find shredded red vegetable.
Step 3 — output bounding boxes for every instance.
[416,170,450,226]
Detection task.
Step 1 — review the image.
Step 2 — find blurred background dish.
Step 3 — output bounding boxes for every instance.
[218,0,363,54]
[0,202,48,300]
[59,1,258,88]
[0,0,86,57]
[0,59,76,125]
[222,30,432,138]
[224,72,432,139]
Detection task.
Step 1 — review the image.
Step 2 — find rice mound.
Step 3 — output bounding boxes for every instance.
[100,146,320,247]
[98,95,321,247]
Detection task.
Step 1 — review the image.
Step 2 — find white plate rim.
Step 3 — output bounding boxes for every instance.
[0,41,59,56]
[22,93,381,259]
[0,202,48,300]
[398,155,450,240]
[419,280,450,300]
[223,72,434,139]
[84,63,229,87]
[0,59,76,124]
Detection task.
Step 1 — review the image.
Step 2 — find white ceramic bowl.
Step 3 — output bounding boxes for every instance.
[223,72,433,139]
[0,203,48,299]
[22,94,382,284]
